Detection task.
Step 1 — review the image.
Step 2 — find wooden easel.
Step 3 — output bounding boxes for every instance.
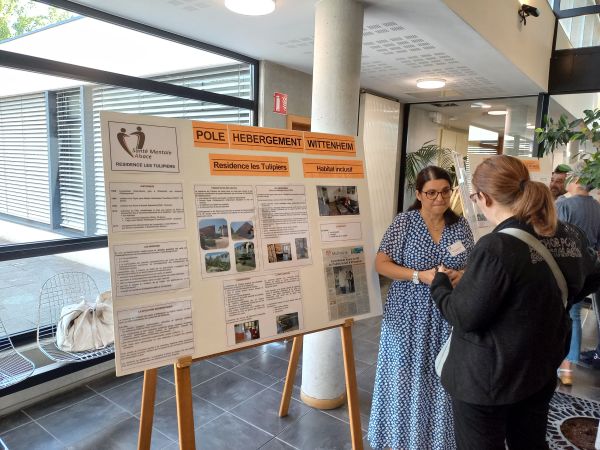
[137,319,363,450]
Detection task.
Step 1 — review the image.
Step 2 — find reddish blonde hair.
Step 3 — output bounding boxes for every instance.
[472,155,557,236]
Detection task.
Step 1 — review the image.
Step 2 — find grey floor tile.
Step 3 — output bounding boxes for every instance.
[269,381,303,402]
[208,355,239,370]
[262,341,294,361]
[66,416,173,450]
[192,371,266,411]
[222,346,265,365]
[352,339,379,366]
[86,370,143,393]
[0,410,31,434]
[158,360,226,387]
[277,409,354,450]
[354,359,371,375]
[23,385,96,419]
[260,437,298,449]
[151,393,226,441]
[232,362,281,387]
[356,365,377,393]
[243,352,291,379]
[230,388,311,435]
[322,387,372,431]
[195,413,272,450]
[0,421,63,450]
[35,395,131,446]
[101,374,175,414]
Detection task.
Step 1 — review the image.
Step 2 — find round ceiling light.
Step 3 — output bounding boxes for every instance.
[225,0,275,15]
[416,78,446,89]
[487,110,507,116]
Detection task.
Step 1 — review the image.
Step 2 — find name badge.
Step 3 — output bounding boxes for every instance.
[448,240,466,257]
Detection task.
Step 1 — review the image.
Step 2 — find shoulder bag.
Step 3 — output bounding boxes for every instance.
[435,228,568,377]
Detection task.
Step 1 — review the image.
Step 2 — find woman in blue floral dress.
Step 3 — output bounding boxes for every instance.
[368,166,474,450]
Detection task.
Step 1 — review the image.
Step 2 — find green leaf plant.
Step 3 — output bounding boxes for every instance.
[535,108,600,189]
[405,141,457,191]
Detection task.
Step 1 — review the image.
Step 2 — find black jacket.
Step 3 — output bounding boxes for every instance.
[431,217,600,405]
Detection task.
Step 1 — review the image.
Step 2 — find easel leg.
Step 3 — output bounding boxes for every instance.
[279,336,303,417]
[138,368,158,450]
[341,319,363,450]
[175,356,196,450]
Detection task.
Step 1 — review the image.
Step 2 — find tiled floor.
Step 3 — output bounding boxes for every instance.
[0,317,382,450]
[2,315,600,450]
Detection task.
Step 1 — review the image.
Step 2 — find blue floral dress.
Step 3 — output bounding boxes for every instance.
[368,210,474,450]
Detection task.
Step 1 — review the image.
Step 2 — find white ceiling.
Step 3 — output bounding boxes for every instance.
[70,0,543,103]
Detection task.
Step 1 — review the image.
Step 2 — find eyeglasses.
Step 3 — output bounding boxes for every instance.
[469,192,481,202]
[421,188,453,200]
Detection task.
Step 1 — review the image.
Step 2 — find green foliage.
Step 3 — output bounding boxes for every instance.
[535,108,600,189]
[0,0,73,41]
[405,141,456,191]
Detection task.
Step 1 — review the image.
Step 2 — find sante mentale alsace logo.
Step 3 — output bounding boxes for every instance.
[109,122,179,173]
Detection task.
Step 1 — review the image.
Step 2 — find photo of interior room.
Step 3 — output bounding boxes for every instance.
[317,186,359,216]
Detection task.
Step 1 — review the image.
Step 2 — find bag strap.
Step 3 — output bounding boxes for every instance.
[499,228,568,308]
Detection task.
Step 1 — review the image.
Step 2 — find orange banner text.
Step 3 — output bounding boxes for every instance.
[209,154,290,177]
[303,132,356,156]
[302,158,364,179]
[192,122,229,149]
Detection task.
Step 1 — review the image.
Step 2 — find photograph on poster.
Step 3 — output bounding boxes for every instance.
[231,221,254,240]
[317,185,359,216]
[234,242,256,272]
[234,320,260,344]
[334,265,355,294]
[205,251,231,272]
[198,218,229,250]
[267,243,292,263]
[295,238,309,259]
[276,312,299,334]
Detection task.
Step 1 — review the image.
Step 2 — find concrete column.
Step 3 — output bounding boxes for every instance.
[301,0,363,410]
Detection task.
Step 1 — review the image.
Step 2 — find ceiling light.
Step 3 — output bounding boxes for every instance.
[416,78,446,89]
[470,102,491,109]
[487,110,507,116]
[526,124,535,129]
[225,0,275,15]
[480,103,491,109]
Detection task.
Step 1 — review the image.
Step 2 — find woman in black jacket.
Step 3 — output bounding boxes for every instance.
[431,155,600,450]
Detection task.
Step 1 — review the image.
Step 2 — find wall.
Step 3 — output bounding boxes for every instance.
[443,0,555,90]
[259,60,312,129]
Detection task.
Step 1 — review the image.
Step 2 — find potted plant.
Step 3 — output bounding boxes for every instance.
[535,108,600,188]
[405,141,457,191]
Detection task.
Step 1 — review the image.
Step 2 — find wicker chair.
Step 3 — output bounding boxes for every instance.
[0,315,35,389]
[37,272,114,362]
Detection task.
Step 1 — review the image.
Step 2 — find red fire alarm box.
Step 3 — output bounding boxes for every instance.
[273,92,288,115]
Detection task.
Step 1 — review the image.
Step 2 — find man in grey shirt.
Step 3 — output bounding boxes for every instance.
[557,178,600,380]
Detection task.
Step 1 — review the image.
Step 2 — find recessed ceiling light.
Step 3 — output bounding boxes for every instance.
[416,78,446,89]
[471,102,491,109]
[225,0,275,15]
[488,110,507,116]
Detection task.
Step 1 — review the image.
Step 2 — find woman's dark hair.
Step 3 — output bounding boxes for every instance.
[408,165,459,225]
[472,155,557,236]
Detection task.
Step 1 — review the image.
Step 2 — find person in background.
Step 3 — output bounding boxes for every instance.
[431,155,600,450]
[549,164,569,200]
[368,166,474,450]
[556,174,600,383]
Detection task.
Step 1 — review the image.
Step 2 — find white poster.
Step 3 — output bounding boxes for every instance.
[112,241,190,297]
[320,222,363,242]
[107,121,180,173]
[195,184,258,277]
[322,246,370,320]
[116,299,194,375]
[256,184,312,269]
[109,182,185,232]
[222,271,303,346]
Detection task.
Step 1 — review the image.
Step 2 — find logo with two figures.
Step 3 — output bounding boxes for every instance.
[117,126,146,157]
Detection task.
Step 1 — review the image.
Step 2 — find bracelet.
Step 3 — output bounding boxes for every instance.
[412,270,420,284]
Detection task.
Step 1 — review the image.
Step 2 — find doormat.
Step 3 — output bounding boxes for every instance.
[547,391,600,449]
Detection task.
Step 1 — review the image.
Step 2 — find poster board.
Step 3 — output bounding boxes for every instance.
[459,152,555,241]
[100,112,382,376]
